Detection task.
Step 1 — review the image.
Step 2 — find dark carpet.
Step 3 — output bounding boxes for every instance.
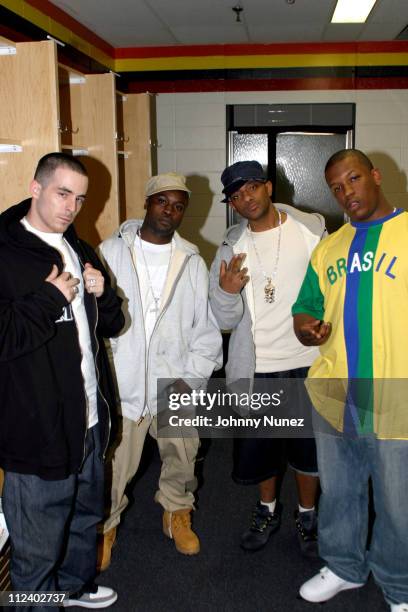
[99,437,388,612]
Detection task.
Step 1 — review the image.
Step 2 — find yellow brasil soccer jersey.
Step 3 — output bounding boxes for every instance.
[292,209,408,438]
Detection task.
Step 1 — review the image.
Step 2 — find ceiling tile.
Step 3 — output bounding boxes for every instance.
[323,24,366,42]
[48,0,408,47]
[171,26,250,45]
[248,24,326,43]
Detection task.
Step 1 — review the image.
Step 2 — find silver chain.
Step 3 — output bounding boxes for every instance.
[248,208,282,304]
[137,229,173,317]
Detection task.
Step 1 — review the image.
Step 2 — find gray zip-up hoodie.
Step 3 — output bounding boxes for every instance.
[209,204,327,383]
[99,219,223,421]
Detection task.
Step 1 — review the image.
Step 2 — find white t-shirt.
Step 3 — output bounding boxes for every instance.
[21,217,98,428]
[133,236,173,346]
[133,235,173,415]
[247,214,318,373]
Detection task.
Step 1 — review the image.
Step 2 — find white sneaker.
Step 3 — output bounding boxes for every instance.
[390,604,408,611]
[299,566,365,603]
[63,585,117,609]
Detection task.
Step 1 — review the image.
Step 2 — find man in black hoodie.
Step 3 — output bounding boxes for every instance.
[0,153,124,609]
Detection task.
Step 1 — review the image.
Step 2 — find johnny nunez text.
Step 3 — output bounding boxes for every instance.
[167,415,305,429]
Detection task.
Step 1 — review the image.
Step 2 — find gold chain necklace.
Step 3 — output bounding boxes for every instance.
[248,209,282,304]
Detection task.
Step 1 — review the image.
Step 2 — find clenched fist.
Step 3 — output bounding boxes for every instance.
[83,263,104,298]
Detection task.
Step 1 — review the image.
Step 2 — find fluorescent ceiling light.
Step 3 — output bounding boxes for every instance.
[331,0,377,23]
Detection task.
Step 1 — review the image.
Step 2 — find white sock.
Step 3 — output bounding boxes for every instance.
[298,504,315,513]
[260,499,276,514]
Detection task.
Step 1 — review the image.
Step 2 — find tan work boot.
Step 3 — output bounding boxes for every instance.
[97,527,117,572]
[163,509,200,555]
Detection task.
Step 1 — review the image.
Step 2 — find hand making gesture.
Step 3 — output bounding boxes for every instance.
[219,253,249,294]
[45,264,80,303]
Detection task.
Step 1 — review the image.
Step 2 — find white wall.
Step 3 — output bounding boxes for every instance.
[156,89,408,265]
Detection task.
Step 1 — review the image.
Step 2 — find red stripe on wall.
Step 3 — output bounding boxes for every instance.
[116,41,408,60]
[128,77,353,93]
[0,23,32,42]
[128,76,408,94]
[25,0,114,56]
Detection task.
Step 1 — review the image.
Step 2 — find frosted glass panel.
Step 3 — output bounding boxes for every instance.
[275,132,346,233]
[232,133,268,168]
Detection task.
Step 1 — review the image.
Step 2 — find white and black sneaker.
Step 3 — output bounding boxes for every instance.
[63,585,118,609]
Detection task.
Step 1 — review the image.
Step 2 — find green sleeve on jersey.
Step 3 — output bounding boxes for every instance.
[292,261,325,320]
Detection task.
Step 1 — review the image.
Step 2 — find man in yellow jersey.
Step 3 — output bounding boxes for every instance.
[293,149,408,612]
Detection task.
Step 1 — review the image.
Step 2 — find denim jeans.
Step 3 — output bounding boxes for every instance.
[3,424,104,610]
[315,431,408,605]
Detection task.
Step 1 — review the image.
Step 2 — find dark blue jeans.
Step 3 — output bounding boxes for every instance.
[3,424,104,606]
[315,431,408,605]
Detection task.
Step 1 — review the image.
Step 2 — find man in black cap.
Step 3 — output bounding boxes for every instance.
[209,160,326,555]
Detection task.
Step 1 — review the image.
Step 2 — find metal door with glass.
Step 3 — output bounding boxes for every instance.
[226,103,354,233]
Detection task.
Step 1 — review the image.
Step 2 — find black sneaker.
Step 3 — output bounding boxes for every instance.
[240,501,282,551]
[295,509,318,558]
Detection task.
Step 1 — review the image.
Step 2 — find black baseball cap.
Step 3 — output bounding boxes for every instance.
[221,160,266,203]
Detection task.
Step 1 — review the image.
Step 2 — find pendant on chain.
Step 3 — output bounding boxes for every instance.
[149,298,160,318]
[264,278,275,303]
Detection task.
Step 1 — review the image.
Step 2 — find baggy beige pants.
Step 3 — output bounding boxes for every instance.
[104,415,199,532]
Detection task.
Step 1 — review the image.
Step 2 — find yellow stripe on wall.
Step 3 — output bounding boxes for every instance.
[115,52,408,73]
[0,0,114,70]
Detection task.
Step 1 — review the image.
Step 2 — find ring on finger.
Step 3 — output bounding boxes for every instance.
[88,278,96,287]
[73,286,79,294]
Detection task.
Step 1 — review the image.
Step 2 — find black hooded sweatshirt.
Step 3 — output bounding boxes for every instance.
[0,199,124,479]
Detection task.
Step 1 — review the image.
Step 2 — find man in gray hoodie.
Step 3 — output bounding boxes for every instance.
[209,160,326,555]
[98,172,222,569]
